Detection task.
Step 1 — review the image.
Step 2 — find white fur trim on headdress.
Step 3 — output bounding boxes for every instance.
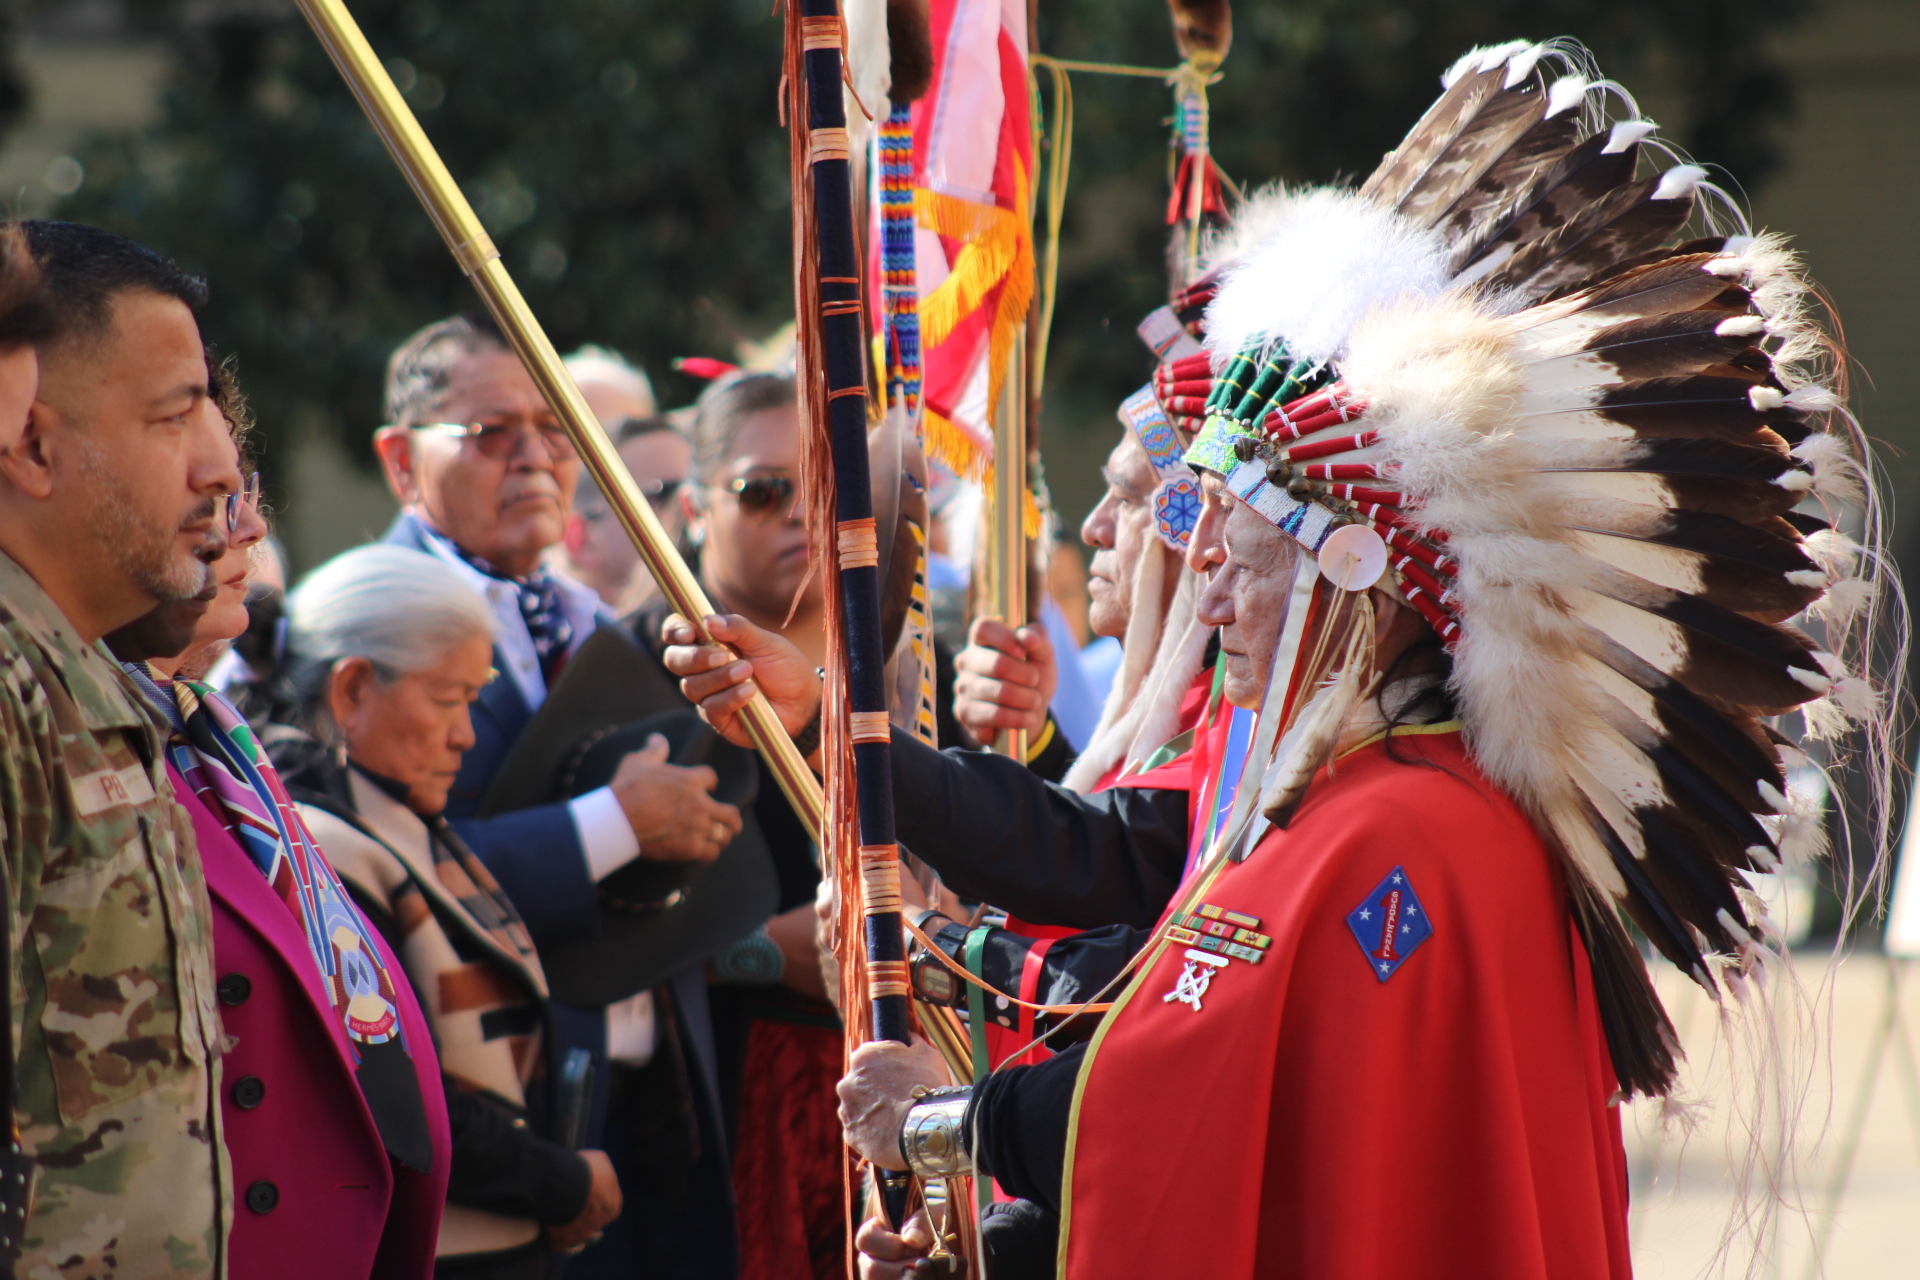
[1202,187,1452,369]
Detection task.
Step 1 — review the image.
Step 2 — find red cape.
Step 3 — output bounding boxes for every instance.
[1060,727,1630,1280]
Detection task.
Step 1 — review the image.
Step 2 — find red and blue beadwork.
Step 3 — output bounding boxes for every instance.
[1121,384,1200,549]
[878,105,921,415]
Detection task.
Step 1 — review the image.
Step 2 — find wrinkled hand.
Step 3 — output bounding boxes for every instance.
[838,1038,951,1171]
[661,613,823,752]
[953,617,1056,740]
[546,1148,622,1252]
[856,1209,939,1280]
[609,733,742,863]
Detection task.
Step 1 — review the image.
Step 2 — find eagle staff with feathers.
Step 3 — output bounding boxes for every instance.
[798,36,1904,1280]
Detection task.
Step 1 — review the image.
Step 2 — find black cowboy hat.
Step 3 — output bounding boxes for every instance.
[479,625,778,1006]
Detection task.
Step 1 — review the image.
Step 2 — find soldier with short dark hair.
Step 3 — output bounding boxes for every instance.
[0,220,243,1276]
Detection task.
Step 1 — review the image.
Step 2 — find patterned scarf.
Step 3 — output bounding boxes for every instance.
[139,666,434,1172]
[354,764,540,974]
[437,533,575,680]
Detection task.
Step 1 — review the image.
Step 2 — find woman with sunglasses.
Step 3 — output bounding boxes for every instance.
[595,370,844,1280]
[553,415,693,616]
[104,366,450,1280]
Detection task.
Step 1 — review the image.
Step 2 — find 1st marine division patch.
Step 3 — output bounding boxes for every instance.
[1345,866,1432,982]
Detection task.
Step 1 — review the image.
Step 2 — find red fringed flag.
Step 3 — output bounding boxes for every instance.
[909,0,1032,479]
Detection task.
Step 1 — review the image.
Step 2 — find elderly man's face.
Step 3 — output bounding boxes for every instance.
[1080,433,1159,640]
[1186,469,1233,577]
[1196,493,1301,710]
[376,345,579,577]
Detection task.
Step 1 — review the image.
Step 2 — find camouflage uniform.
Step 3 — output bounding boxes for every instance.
[0,550,228,1278]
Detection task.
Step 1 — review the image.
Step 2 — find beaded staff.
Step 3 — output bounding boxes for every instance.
[878,101,938,748]
[1164,0,1232,285]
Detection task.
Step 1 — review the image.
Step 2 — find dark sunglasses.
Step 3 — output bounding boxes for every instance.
[578,477,684,523]
[727,474,797,516]
[225,473,262,534]
[416,419,577,462]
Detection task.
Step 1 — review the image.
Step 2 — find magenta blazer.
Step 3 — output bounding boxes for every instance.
[175,764,451,1278]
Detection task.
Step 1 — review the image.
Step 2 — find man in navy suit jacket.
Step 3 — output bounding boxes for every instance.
[371,313,747,1277]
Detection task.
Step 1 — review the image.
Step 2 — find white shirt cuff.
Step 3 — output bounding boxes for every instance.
[569,786,642,882]
[604,991,657,1067]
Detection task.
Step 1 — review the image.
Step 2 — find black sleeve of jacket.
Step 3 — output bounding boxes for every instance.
[1025,714,1074,784]
[1030,926,1149,1045]
[924,921,1148,1048]
[966,1042,1084,1215]
[443,1085,593,1225]
[889,728,1188,929]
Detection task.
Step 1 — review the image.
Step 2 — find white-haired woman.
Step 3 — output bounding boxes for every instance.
[268,544,622,1280]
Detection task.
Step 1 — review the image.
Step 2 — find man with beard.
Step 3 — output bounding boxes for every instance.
[0,221,243,1277]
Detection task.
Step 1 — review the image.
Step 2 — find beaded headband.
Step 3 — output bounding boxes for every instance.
[1118,385,1202,550]
[1181,341,1457,636]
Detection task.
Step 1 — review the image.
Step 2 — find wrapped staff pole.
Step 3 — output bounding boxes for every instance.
[290,0,823,842]
[787,0,911,1047]
[785,0,918,1230]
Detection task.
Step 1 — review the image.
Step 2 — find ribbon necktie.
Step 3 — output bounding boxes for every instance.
[157,671,434,1172]
[444,540,574,680]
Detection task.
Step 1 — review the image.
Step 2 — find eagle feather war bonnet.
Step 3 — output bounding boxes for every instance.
[1180,38,1902,1103]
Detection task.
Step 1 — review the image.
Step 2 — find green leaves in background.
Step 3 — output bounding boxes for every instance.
[50,0,1806,526]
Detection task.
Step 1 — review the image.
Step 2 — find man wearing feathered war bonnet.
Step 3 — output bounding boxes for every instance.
[686,38,1897,1280]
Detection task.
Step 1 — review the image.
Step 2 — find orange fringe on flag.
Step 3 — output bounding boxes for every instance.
[915,159,1035,479]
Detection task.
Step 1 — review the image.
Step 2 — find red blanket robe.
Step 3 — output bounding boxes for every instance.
[1059,726,1631,1279]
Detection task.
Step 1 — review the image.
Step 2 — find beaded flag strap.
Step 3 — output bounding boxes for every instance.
[904,518,939,746]
[878,105,922,419]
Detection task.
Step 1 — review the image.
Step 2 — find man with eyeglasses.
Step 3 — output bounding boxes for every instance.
[372,315,741,915]
[370,317,744,1233]
[554,415,692,616]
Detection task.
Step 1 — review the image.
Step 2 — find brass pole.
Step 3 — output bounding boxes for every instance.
[292,0,823,841]
[990,328,1029,760]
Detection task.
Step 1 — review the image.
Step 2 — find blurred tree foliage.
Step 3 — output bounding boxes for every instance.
[58,0,794,472]
[51,0,1808,522]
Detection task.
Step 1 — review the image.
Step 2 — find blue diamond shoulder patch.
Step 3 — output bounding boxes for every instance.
[1345,866,1433,982]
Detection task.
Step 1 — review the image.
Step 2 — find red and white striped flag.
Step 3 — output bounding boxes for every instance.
[909,0,1032,478]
